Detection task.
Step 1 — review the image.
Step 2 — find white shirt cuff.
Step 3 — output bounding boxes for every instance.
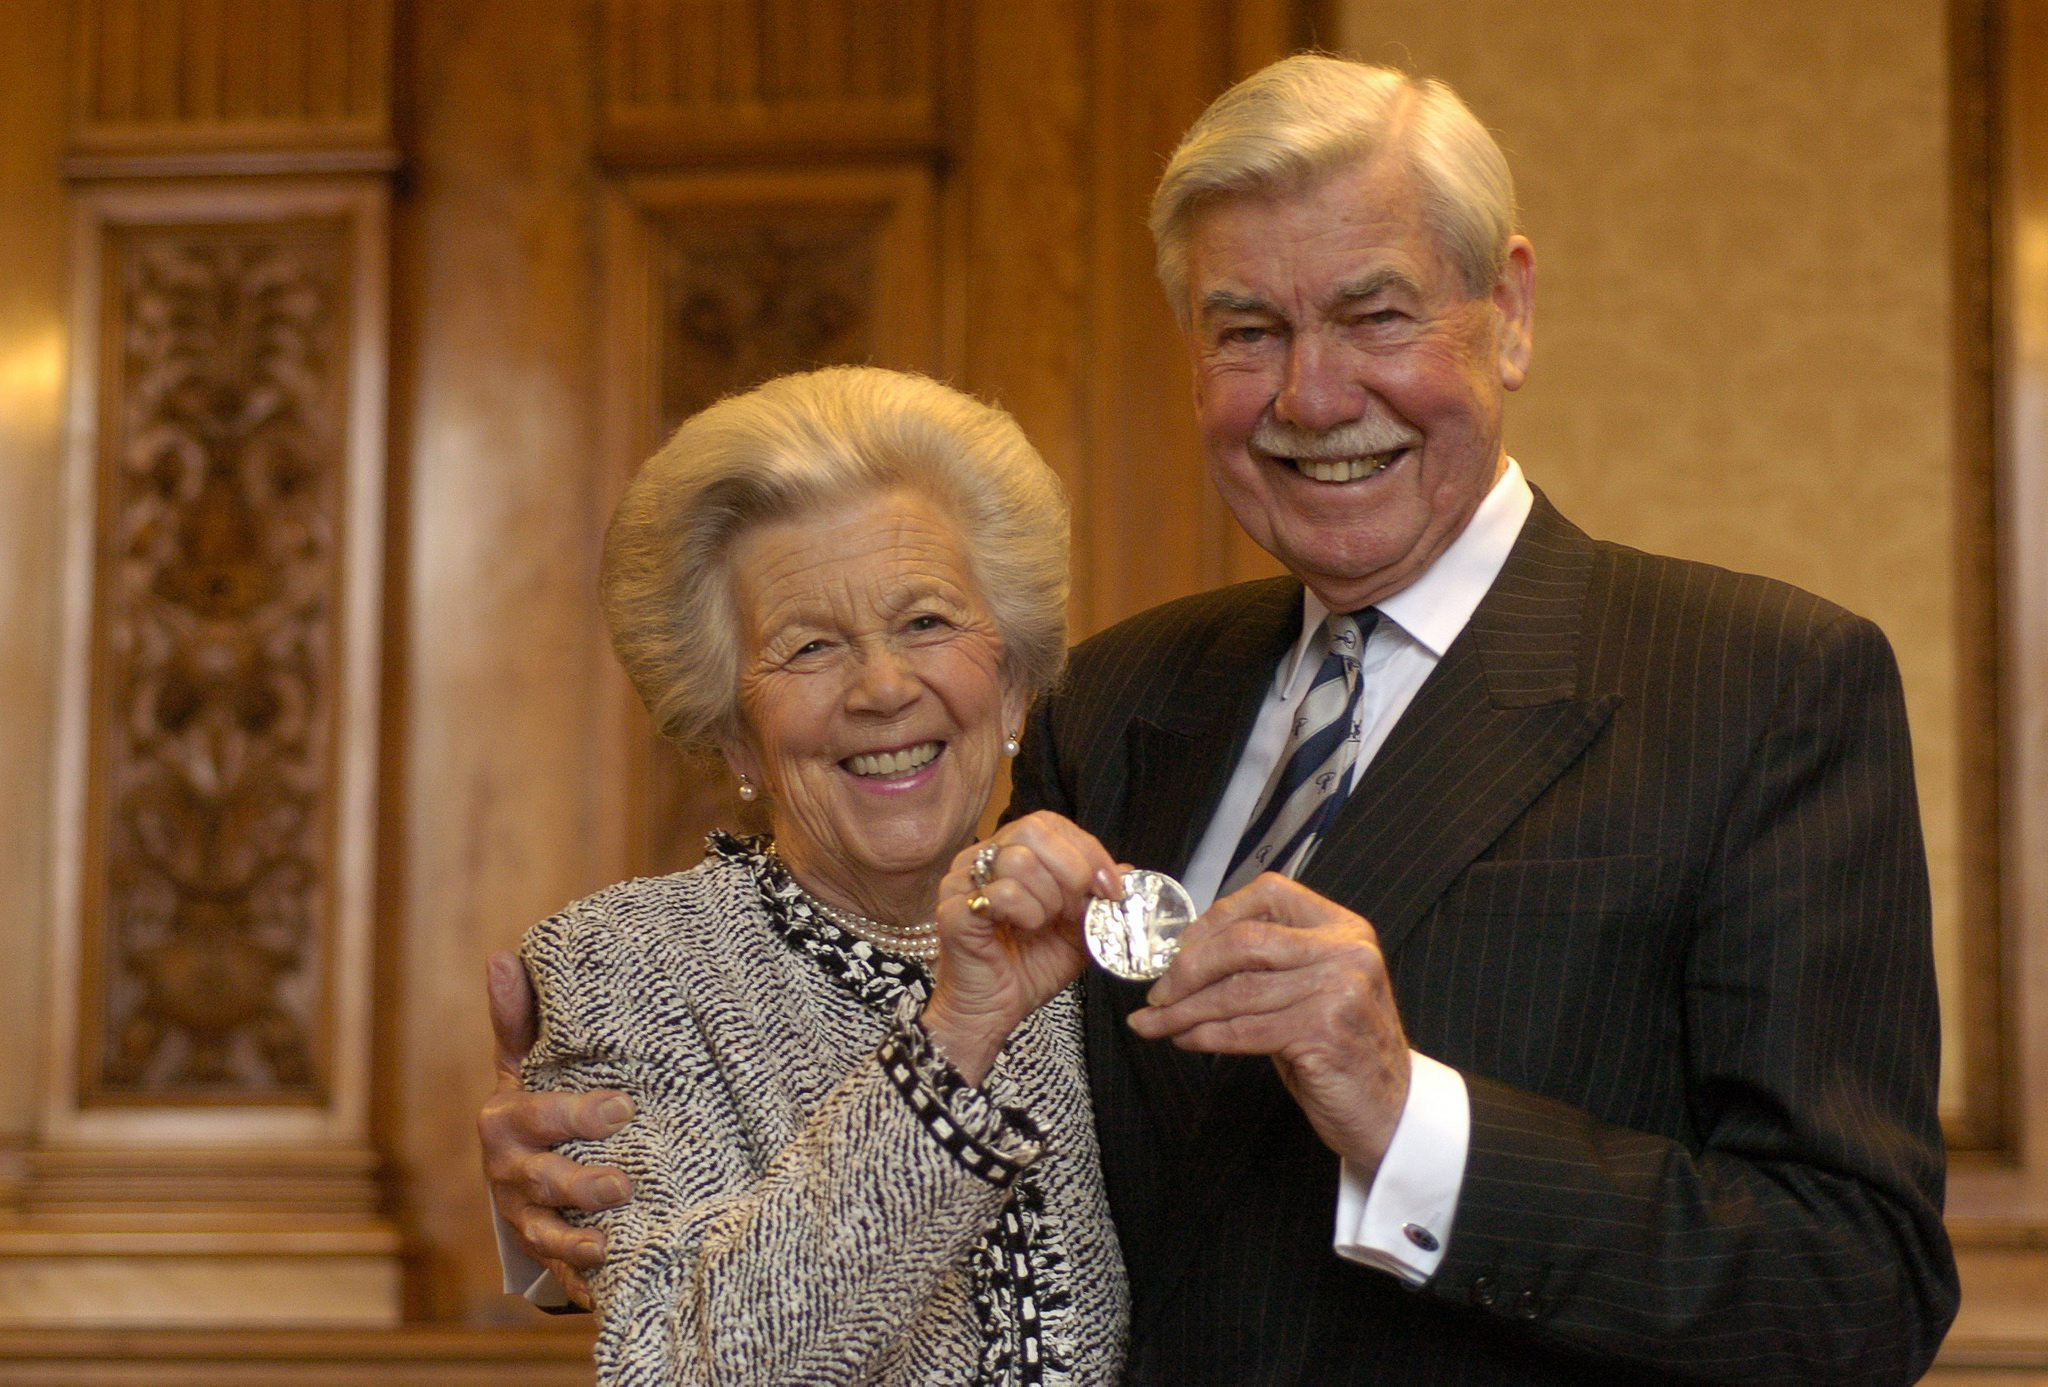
[1332,1050,1469,1285]
[492,1200,574,1308]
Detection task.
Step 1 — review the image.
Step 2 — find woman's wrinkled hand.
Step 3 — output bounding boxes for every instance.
[921,812,1125,1084]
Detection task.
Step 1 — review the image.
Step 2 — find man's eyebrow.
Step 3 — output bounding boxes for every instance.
[1197,289,1272,319]
[1331,268,1424,304]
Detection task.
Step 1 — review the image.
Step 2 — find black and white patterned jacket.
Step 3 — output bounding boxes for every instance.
[522,834,1129,1386]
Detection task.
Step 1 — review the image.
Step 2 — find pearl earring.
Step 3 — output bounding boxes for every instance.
[1003,732,1020,758]
[737,773,757,802]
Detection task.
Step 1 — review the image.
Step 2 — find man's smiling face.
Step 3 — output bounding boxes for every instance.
[1184,153,1534,613]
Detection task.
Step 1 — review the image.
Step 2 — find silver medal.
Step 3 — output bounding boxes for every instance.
[1084,869,1196,981]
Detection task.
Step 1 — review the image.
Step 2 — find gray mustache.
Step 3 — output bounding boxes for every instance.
[1251,420,1418,458]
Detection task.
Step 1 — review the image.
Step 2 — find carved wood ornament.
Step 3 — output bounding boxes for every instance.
[83,219,349,1103]
[655,215,876,429]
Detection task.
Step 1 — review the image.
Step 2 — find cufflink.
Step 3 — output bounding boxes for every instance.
[1401,1222,1440,1253]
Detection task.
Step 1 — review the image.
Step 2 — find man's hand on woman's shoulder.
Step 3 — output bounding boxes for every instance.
[479,950,634,1309]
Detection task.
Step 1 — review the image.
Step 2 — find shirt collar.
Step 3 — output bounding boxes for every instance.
[1277,458,1535,688]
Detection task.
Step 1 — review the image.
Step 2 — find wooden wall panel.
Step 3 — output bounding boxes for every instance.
[952,0,1299,640]
[0,0,404,1338]
[1948,0,2010,1159]
[2,173,399,1330]
[639,167,942,422]
[952,0,1090,604]
[1996,0,2048,1212]
[0,1325,591,1386]
[596,1,1306,882]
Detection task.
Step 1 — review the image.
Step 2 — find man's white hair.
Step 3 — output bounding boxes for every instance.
[1151,54,1518,324]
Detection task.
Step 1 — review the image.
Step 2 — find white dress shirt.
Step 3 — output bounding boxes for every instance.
[1179,459,1533,1285]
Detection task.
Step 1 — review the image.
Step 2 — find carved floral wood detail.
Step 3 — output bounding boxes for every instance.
[84,220,348,1102]
[652,212,877,431]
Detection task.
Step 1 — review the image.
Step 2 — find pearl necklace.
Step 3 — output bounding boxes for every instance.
[800,893,941,962]
[770,848,940,961]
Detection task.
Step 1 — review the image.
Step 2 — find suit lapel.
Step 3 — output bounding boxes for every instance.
[1304,491,1617,958]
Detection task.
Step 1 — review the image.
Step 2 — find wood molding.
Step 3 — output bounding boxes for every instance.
[1934,0,2048,1374]
[1944,0,2011,1157]
[1935,1234,2048,1376]
[595,0,951,168]
[19,1143,385,1214]
[1951,0,2048,1209]
[2001,0,2048,1203]
[69,0,397,177]
[0,1325,593,1386]
[1991,0,2048,1204]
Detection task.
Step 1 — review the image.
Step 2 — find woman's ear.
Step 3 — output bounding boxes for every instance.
[1001,685,1029,753]
[718,737,763,795]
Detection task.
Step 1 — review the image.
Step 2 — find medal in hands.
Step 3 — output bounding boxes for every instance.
[1084,870,1195,981]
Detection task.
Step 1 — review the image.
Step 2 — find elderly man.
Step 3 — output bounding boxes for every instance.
[484,55,1958,1384]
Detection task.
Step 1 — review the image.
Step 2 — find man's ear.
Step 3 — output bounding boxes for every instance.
[1493,236,1536,392]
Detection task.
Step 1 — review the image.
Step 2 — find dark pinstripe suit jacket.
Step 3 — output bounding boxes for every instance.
[1009,493,1959,1386]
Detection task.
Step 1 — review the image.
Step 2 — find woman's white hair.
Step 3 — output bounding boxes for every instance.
[1151,54,1518,324]
[602,366,1070,750]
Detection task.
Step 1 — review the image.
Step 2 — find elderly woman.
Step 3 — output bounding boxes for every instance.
[511,366,1128,1386]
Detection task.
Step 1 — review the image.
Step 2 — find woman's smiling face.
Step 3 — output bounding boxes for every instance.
[724,487,1020,922]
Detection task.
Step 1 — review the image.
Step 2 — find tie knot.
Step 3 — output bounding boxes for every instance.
[1322,608,1377,669]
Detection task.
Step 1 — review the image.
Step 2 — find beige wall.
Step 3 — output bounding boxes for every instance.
[1332,0,1974,1112]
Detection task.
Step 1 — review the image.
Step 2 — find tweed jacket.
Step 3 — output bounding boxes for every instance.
[1010,492,1958,1386]
[521,835,1129,1387]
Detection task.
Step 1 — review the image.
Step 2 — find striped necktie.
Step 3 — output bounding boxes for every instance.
[1220,609,1378,895]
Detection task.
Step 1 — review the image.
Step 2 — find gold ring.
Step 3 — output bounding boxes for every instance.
[966,892,993,917]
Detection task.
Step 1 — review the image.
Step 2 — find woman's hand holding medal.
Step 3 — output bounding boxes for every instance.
[923,812,1126,1083]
